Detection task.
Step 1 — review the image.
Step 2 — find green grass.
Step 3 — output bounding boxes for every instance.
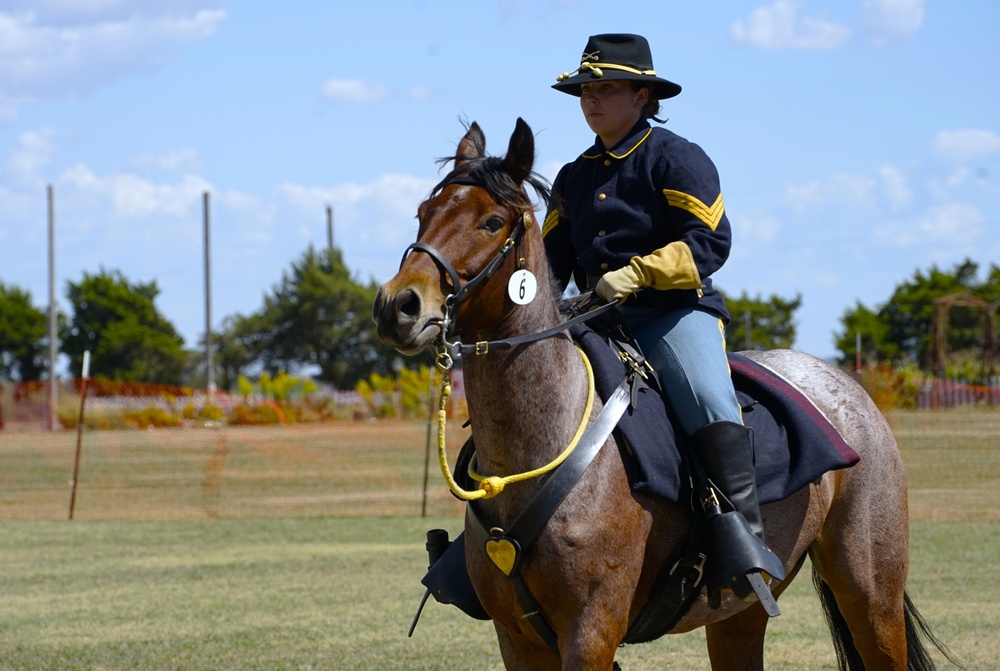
[1,410,997,669]
[0,517,994,670]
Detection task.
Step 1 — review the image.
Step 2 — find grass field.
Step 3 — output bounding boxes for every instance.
[1,409,997,669]
[0,421,473,520]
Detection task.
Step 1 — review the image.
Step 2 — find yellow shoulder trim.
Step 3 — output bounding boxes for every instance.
[542,209,561,238]
[662,190,725,230]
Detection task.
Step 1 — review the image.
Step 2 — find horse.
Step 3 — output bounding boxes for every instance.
[372,118,956,670]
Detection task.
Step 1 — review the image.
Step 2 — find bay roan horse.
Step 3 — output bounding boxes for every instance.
[372,119,957,670]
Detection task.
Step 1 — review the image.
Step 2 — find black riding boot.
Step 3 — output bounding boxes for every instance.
[692,420,785,611]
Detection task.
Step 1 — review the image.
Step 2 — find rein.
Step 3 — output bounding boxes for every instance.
[435,343,596,501]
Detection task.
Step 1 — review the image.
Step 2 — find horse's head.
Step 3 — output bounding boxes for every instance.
[372,118,551,357]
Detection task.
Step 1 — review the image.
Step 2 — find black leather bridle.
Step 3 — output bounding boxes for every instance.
[398,176,614,367]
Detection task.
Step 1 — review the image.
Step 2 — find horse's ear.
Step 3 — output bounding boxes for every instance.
[504,117,535,183]
[456,122,486,167]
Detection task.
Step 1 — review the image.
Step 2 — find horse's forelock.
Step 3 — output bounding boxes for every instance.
[431,155,551,211]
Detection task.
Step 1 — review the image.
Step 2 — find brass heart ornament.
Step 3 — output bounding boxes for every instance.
[485,537,520,576]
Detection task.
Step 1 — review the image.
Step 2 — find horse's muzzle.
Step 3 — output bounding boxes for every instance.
[372,284,442,354]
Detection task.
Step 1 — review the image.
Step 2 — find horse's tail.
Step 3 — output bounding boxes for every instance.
[901,591,965,670]
[812,570,865,671]
[812,571,964,671]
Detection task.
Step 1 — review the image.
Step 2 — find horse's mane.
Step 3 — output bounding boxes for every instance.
[432,154,552,213]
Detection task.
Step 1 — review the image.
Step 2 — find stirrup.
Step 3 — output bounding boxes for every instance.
[736,571,781,617]
[706,510,785,617]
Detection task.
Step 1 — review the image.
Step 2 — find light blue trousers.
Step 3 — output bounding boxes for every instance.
[620,306,742,437]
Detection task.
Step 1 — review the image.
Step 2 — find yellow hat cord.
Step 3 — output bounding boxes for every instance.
[556,62,657,83]
[436,344,596,501]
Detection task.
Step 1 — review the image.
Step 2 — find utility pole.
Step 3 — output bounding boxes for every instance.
[47,185,58,431]
[743,308,752,351]
[326,205,334,251]
[203,192,215,393]
[855,331,862,373]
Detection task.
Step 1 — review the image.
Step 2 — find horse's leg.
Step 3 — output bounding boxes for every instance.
[809,472,910,670]
[547,519,650,670]
[495,625,562,671]
[704,603,770,671]
[491,598,625,671]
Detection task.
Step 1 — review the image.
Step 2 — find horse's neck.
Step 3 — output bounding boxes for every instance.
[461,300,591,478]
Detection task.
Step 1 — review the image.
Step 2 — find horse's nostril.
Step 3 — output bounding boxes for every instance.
[397,288,421,319]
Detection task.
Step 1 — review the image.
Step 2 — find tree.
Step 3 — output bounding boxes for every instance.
[61,269,187,384]
[834,302,896,366]
[721,290,802,351]
[0,283,49,381]
[835,259,1000,372]
[232,246,408,389]
[207,315,254,392]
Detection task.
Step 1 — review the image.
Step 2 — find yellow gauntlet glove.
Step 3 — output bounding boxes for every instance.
[595,264,646,304]
[595,242,703,304]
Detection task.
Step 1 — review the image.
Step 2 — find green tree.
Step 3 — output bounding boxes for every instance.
[209,315,253,392]
[835,259,1000,371]
[721,290,802,351]
[834,302,896,366]
[61,269,187,384]
[0,283,49,381]
[233,246,407,389]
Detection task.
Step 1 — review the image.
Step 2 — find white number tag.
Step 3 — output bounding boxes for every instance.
[507,269,537,305]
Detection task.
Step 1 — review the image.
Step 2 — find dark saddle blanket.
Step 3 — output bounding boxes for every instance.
[569,322,861,504]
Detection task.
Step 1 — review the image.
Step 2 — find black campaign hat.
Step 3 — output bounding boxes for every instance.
[552,34,681,100]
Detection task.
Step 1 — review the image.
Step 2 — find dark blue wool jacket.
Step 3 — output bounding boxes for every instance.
[543,119,732,323]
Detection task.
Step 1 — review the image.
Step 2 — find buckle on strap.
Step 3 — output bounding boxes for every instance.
[670,552,707,598]
[474,341,489,355]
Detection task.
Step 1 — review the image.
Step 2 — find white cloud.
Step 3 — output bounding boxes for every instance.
[7,128,57,186]
[128,148,204,174]
[281,173,435,218]
[861,0,925,46]
[933,129,1000,163]
[61,163,212,218]
[730,208,781,254]
[876,202,983,248]
[409,85,434,101]
[0,5,225,118]
[877,164,912,211]
[1,1,222,25]
[321,78,387,104]
[730,0,851,50]
[279,172,437,279]
[784,172,877,213]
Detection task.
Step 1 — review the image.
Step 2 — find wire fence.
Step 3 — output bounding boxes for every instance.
[0,378,471,521]
[1,370,997,522]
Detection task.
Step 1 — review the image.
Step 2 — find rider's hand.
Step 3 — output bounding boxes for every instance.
[595,264,645,304]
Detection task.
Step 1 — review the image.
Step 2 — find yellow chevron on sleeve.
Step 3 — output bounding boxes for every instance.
[542,209,561,238]
[662,189,725,230]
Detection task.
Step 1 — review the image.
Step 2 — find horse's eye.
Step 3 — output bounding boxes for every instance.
[480,216,505,234]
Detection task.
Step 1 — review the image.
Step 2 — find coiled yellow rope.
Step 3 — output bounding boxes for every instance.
[437,345,596,501]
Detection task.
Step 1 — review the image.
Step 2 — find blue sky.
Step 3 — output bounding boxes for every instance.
[1,0,998,374]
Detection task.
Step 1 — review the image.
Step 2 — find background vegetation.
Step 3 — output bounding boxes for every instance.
[5,243,995,394]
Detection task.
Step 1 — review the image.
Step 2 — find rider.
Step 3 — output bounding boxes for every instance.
[542,33,783,602]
